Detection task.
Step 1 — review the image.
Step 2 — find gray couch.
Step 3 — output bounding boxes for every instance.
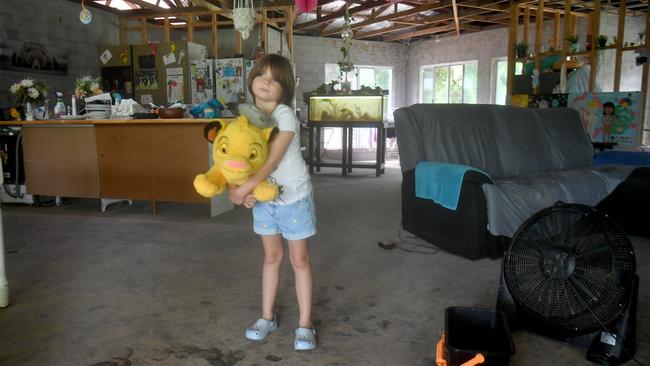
[394,104,638,259]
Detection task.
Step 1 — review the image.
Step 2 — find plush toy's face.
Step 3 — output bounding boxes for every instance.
[206,116,276,186]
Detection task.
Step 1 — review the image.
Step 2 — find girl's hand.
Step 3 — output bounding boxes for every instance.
[243,193,257,208]
[228,186,247,205]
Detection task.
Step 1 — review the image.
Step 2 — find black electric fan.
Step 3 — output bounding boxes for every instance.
[497,202,639,365]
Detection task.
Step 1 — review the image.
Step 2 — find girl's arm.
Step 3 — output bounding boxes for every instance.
[229,130,294,204]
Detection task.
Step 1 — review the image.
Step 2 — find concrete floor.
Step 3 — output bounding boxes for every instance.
[0,166,648,366]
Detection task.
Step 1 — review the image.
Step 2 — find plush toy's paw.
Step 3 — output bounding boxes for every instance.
[194,174,225,197]
[253,181,279,202]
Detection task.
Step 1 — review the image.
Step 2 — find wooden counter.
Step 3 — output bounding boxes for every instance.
[4,118,232,215]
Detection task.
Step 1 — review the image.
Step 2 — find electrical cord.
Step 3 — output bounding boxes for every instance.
[571,277,647,366]
[377,222,438,254]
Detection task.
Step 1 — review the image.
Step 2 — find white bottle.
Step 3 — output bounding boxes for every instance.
[71,96,77,116]
[52,92,66,119]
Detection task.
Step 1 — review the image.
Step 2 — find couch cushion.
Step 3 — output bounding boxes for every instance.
[482,165,636,237]
[491,107,558,177]
[394,104,505,176]
[535,108,594,169]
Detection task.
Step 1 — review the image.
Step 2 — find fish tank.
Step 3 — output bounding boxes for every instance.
[308,94,387,123]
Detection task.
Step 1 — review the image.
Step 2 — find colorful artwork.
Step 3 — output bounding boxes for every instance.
[135,70,159,90]
[568,92,642,147]
[511,94,529,108]
[528,94,568,108]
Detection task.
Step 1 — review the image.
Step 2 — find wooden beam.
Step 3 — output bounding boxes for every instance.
[295,0,389,30]
[121,7,219,18]
[640,2,650,145]
[187,14,194,42]
[124,0,167,10]
[320,1,451,37]
[355,24,415,39]
[452,0,461,36]
[523,6,530,45]
[141,17,148,43]
[164,16,170,42]
[287,5,294,60]
[506,1,518,105]
[562,0,572,58]
[534,0,544,94]
[589,0,600,92]
[553,10,560,50]
[383,22,482,42]
[614,0,626,91]
[211,12,218,58]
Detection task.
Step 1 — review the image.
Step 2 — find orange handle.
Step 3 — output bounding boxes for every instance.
[460,353,485,366]
[436,333,447,366]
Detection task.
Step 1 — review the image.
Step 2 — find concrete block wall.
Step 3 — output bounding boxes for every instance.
[0,0,120,107]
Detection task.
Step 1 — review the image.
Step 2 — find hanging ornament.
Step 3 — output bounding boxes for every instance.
[295,0,317,13]
[79,0,92,24]
[119,48,129,64]
[149,42,158,56]
[233,0,255,40]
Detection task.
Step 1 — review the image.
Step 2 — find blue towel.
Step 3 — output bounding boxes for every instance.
[593,151,650,166]
[415,161,489,210]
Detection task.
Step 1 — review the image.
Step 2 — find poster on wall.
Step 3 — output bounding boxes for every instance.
[167,75,183,103]
[568,91,642,147]
[528,93,568,108]
[135,70,159,90]
[0,39,68,75]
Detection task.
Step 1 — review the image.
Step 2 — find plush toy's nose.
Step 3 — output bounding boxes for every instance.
[225,159,247,169]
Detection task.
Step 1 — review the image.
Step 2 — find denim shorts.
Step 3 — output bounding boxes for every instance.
[252,193,317,240]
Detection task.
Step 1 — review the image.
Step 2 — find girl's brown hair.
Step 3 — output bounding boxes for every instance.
[247,54,295,106]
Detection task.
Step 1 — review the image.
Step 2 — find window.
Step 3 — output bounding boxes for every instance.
[324,64,392,113]
[321,64,392,150]
[491,57,523,105]
[419,61,478,104]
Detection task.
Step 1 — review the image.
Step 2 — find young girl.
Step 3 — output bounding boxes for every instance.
[228,54,317,351]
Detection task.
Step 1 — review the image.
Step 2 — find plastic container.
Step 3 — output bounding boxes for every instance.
[445,307,515,366]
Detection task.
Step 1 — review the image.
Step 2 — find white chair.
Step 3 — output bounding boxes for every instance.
[0,162,9,308]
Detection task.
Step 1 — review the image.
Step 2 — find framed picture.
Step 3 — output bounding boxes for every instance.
[0,39,68,75]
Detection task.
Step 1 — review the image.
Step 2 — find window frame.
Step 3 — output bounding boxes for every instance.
[419,60,478,104]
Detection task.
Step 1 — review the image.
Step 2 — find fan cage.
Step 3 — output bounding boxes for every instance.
[504,203,635,336]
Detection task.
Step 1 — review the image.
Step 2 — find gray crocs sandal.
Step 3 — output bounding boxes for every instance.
[245,317,277,341]
[294,327,317,350]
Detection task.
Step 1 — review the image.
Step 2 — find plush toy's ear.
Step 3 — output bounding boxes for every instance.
[262,126,279,142]
[203,120,227,142]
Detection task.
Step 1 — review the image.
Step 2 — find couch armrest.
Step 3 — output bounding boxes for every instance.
[402,168,497,260]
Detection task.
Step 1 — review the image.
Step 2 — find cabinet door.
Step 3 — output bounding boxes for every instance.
[95,125,152,200]
[149,124,209,204]
[23,125,100,198]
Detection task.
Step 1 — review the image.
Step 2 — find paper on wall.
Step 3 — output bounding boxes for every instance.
[99,49,112,64]
[141,94,153,105]
[167,75,184,103]
[163,52,176,66]
[166,67,183,76]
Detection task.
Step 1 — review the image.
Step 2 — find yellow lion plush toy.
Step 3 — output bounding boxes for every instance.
[193,115,280,202]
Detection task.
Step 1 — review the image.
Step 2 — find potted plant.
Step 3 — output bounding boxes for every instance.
[597,35,608,48]
[566,35,579,53]
[9,78,47,121]
[515,41,529,59]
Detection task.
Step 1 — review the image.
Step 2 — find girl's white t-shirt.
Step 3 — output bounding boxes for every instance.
[268,104,312,204]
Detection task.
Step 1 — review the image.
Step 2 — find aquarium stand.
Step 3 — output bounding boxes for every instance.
[307,121,385,177]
